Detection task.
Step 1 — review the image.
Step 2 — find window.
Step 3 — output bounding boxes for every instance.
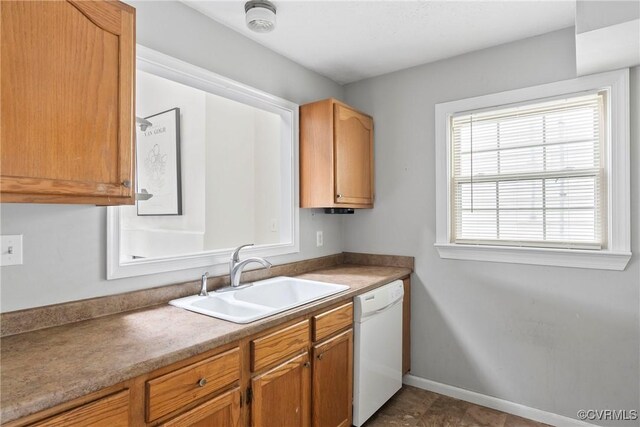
[452,93,605,249]
[107,46,299,279]
[435,70,631,270]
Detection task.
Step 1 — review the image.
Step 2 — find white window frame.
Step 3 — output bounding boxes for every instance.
[107,46,299,279]
[435,69,631,270]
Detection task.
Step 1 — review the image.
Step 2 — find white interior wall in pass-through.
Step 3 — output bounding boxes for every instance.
[121,70,207,259]
[204,97,255,249]
[0,1,345,312]
[344,28,639,425]
[253,111,282,245]
[204,99,281,249]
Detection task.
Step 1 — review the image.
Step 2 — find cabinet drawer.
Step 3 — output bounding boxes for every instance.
[161,388,241,427]
[251,320,310,372]
[32,389,129,427]
[312,302,353,342]
[146,347,240,422]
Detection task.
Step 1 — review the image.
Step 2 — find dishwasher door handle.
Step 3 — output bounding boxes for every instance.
[360,297,403,320]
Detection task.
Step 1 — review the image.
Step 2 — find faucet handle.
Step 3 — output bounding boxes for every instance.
[199,272,209,296]
[231,244,254,262]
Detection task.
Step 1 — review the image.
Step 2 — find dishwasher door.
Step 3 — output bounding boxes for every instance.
[353,280,404,426]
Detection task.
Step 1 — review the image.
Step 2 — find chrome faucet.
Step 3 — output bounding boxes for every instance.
[228,244,272,289]
[199,272,209,296]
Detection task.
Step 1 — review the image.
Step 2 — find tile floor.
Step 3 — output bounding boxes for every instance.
[363,386,551,427]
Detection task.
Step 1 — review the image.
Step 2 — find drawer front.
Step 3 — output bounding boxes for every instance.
[313,302,353,342]
[32,389,129,427]
[161,388,241,427]
[146,347,240,422]
[251,320,310,372]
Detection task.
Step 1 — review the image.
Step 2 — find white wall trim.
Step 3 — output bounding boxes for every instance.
[576,19,640,76]
[107,46,300,280]
[403,374,598,427]
[434,243,631,271]
[434,69,631,270]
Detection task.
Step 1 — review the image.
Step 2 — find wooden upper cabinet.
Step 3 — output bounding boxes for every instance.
[300,98,374,209]
[0,0,136,205]
[334,104,374,206]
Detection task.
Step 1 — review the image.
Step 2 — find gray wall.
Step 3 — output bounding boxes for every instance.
[0,1,345,312]
[576,0,640,34]
[343,28,639,424]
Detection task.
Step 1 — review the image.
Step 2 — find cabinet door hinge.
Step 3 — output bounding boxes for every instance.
[240,391,243,408]
[246,387,253,405]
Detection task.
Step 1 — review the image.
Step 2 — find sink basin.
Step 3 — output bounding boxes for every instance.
[233,277,348,308]
[169,276,349,323]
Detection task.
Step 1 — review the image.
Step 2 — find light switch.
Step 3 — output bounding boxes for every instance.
[1,235,23,266]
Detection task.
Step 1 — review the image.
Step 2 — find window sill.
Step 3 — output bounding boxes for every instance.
[434,243,631,271]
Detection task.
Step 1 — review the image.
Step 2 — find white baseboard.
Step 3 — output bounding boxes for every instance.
[403,374,598,427]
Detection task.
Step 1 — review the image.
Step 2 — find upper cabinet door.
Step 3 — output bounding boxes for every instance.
[300,98,374,209]
[333,104,374,206]
[0,0,135,205]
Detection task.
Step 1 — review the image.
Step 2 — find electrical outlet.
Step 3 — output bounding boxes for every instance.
[316,231,323,247]
[1,235,23,266]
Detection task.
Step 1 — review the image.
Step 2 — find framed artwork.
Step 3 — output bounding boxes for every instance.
[136,107,182,216]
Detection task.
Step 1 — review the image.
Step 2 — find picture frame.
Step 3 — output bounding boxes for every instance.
[136,107,182,216]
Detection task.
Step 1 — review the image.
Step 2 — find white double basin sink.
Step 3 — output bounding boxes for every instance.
[169,276,349,323]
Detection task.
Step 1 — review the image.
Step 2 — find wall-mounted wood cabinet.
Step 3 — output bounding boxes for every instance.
[300,98,374,209]
[0,0,136,205]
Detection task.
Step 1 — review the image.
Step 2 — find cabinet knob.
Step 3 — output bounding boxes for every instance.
[303,361,310,368]
[122,180,132,188]
[336,194,342,198]
[197,378,207,387]
[317,353,323,360]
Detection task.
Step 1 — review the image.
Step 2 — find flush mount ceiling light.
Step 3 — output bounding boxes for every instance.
[245,0,276,33]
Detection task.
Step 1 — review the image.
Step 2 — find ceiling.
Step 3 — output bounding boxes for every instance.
[183,1,576,85]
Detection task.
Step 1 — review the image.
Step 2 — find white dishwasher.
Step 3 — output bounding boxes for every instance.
[353,280,404,426]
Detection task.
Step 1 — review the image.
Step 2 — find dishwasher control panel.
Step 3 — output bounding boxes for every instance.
[354,280,404,319]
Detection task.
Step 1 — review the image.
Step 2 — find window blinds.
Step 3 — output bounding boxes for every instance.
[451,92,605,249]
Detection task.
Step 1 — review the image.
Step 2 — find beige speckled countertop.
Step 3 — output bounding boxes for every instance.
[0,264,411,423]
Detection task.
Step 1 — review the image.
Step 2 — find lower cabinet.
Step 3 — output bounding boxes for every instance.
[251,352,311,427]
[31,390,129,427]
[161,388,241,427]
[146,347,240,423]
[312,329,353,427]
[8,285,410,427]
[249,302,354,427]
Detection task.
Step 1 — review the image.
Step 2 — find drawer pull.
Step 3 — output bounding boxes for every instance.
[197,378,207,387]
[317,353,323,360]
[303,361,310,368]
[122,180,131,188]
